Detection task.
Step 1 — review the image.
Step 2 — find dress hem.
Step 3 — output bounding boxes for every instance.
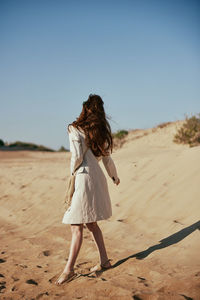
[62,215,111,225]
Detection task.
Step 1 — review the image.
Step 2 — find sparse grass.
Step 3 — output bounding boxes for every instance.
[174,114,200,147]
[113,130,129,148]
[113,130,129,140]
[152,121,172,133]
[157,121,172,129]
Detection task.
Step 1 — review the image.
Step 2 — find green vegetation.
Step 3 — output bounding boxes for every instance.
[0,139,5,146]
[0,139,70,152]
[112,129,129,148]
[174,114,200,147]
[8,141,55,152]
[0,140,55,152]
[113,130,129,140]
[58,146,69,152]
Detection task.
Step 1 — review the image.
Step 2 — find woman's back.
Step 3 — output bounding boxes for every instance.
[68,124,118,181]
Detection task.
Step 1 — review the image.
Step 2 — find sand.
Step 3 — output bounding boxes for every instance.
[0,121,200,300]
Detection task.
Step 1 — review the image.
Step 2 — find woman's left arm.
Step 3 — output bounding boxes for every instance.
[68,126,83,175]
[102,155,120,185]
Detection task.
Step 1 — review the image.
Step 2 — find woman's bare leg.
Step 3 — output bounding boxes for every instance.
[55,224,83,284]
[86,222,111,267]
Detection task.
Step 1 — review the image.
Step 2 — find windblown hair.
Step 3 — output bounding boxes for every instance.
[68,94,113,157]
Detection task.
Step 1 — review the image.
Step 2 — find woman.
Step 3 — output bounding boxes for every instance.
[55,94,120,285]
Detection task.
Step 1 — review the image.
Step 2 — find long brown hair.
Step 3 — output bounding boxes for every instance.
[68,94,113,157]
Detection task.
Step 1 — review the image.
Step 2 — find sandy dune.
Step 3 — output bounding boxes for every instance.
[0,121,200,299]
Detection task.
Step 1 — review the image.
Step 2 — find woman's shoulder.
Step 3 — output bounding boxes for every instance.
[69,125,85,134]
[67,125,85,139]
[67,124,78,135]
[68,124,75,133]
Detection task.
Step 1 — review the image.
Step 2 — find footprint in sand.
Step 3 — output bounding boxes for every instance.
[38,250,51,258]
[132,296,142,300]
[0,281,6,293]
[0,259,6,263]
[26,279,38,285]
[83,235,90,239]
[43,250,51,256]
[0,285,6,293]
[11,276,19,282]
[35,292,49,299]
[101,278,107,281]
[137,276,149,287]
[19,264,28,268]
[137,276,146,281]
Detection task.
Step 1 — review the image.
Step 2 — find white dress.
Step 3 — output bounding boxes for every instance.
[62,125,119,224]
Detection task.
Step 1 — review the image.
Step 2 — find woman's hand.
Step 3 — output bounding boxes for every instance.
[115,178,120,185]
[112,177,120,185]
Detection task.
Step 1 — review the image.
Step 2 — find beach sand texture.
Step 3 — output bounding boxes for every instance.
[0,121,200,300]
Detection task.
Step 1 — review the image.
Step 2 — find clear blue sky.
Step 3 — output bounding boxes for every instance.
[1,0,199,150]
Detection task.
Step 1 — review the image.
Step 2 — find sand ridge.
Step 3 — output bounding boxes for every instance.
[0,121,200,299]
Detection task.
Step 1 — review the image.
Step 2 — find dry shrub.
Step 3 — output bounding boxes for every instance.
[174,114,200,147]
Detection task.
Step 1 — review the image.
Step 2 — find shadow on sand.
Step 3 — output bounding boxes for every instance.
[80,220,200,278]
[111,220,200,269]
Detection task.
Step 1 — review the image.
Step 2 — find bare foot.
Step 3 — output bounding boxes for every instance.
[90,259,112,272]
[55,270,77,285]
